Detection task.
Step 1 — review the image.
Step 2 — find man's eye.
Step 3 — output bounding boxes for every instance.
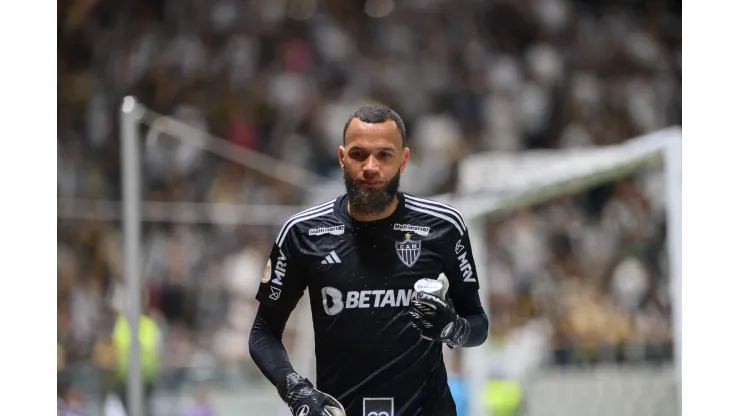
[379,152,392,159]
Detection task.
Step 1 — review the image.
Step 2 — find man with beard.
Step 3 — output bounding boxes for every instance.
[249,105,489,416]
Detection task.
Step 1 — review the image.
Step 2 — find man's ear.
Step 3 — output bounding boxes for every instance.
[338,146,346,170]
[400,147,410,173]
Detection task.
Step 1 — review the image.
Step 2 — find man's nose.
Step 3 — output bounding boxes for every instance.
[363,156,380,175]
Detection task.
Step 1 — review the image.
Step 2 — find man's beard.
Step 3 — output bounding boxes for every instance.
[344,168,401,216]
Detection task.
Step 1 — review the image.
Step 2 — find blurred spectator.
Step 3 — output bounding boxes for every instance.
[184,387,216,416]
[444,348,469,416]
[112,307,162,416]
[91,330,118,410]
[58,378,85,416]
[159,322,192,390]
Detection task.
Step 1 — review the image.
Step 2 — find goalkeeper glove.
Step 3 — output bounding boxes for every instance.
[409,274,471,348]
[277,372,346,416]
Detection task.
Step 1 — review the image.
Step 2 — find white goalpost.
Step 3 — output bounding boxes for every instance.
[120,96,144,416]
[62,97,680,416]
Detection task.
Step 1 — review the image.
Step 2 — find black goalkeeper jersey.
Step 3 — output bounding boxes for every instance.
[255,192,483,416]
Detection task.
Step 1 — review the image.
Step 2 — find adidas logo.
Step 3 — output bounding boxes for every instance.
[321,250,342,265]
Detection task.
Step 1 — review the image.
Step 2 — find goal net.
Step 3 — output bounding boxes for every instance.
[58,97,680,416]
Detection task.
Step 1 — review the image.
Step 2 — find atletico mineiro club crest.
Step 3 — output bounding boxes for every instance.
[395,233,422,268]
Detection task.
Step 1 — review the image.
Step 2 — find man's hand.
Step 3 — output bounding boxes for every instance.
[409,275,471,347]
[278,373,346,416]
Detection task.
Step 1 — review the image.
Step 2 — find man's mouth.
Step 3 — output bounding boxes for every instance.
[359,180,384,189]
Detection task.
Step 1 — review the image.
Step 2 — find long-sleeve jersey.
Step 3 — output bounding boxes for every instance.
[253,192,488,416]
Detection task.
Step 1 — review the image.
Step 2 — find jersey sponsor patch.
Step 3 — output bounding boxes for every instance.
[392,223,430,236]
[454,239,465,254]
[261,259,272,283]
[363,398,394,416]
[269,286,281,300]
[395,233,422,268]
[456,247,476,283]
[308,225,345,236]
[273,249,288,286]
[321,287,418,315]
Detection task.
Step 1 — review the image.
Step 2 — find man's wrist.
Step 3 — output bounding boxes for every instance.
[277,372,309,403]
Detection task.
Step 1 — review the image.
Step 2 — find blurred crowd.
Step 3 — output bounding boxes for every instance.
[58,0,680,414]
[481,174,673,379]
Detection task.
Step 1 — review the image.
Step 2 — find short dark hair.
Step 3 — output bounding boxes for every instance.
[342,105,407,147]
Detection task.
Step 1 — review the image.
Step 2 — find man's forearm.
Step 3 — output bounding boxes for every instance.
[460,312,488,347]
[250,306,346,415]
[450,288,489,348]
[248,305,297,389]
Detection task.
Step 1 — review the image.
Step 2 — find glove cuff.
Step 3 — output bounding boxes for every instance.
[277,372,312,403]
[445,316,471,348]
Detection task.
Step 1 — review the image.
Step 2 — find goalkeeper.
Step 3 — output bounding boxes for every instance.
[249,105,489,416]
